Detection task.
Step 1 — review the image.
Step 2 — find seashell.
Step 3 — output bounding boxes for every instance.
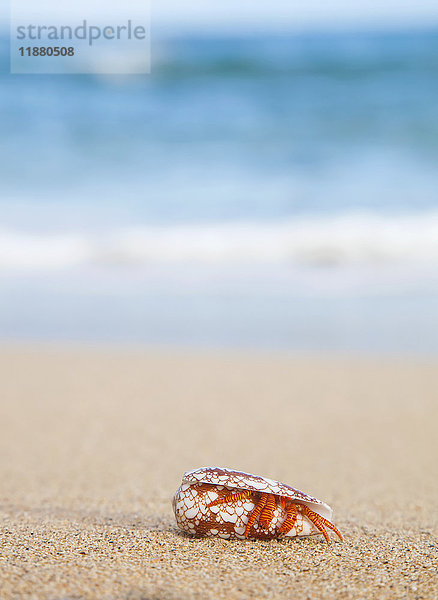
[173,467,343,542]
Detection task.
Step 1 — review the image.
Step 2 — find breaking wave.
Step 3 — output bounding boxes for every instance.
[1,211,438,270]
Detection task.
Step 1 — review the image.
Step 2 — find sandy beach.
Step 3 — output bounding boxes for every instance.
[0,346,436,599]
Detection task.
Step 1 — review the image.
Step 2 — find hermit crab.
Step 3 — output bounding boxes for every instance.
[173,467,342,542]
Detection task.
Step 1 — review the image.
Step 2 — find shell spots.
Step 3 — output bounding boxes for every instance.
[185,507,198,519]
[250,479,268,490]
[222,512,238,523]
[206,491,218,503]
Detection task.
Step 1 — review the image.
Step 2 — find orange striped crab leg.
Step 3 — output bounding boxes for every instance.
[278,502,297,535]
[244,493,267,537]
[207,490,252,508]
[299,504,343,542]
[259,493,277,529]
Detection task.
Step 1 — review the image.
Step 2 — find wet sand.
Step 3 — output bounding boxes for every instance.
[0,346,436,599]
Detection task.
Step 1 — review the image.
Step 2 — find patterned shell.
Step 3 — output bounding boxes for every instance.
[173,467,338,541]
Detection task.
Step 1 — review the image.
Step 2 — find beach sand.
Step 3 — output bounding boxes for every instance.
[0,346,436,599]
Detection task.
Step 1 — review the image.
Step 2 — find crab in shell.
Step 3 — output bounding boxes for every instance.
[173,467,342,542]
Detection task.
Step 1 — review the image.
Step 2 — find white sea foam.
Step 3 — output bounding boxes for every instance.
[1,211,438,270]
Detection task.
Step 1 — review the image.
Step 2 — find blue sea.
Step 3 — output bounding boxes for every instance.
[1,29,438,352]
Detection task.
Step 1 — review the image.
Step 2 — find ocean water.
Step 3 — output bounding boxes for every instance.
[1,29,438,352]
